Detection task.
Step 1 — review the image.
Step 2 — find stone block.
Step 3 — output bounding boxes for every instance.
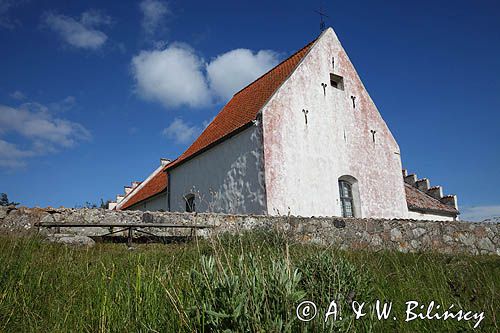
[477,238,494,252]
[390,228,402,241]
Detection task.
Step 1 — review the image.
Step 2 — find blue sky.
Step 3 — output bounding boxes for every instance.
[0,0,499,220]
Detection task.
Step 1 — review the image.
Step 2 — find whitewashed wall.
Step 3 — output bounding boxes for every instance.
[168,125,267,214]
[262,28,409,218]
[127,193,167,212]
[407,210,455,222]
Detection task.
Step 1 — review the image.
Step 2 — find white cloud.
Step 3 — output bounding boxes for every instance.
[48,96,76,113]
[139,0,169,35]
[9,90,26,100]
[162,118,202,144]
[131,43,211,108]
[0,104,91,147]
[0,102,91,169]
[461,205,500,222]
[80,9,112,27]
[131,43,281,109]
[206,49,280,101]
[0,139,35,168]
[43,10,111,49]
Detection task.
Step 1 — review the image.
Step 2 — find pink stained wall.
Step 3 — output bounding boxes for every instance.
[261,28,409,218]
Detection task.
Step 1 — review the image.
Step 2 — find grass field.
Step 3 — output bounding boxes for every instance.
[0,232,498,332]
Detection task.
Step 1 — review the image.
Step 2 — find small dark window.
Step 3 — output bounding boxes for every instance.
[330,73,344,90]
[339,180,354,217]
[185,194,195,212]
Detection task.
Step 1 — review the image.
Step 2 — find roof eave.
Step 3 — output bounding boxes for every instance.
[166,121,255,172]
[121,188,168,211]
[408,205,459,217]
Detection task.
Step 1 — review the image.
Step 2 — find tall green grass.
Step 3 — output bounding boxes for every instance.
[0,232,498,332]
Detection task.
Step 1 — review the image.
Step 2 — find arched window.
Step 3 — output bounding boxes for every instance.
[184,194,195,213]
[339,180,354,217]
[338,175,361,218]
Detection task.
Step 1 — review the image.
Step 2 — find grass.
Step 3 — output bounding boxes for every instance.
[0,231,498,332]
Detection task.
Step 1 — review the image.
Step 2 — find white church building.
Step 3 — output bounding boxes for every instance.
[110,27,459,221]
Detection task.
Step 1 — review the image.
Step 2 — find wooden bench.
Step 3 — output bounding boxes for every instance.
[36,222,213,246]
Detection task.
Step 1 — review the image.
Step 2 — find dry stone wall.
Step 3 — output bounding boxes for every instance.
[0,206,498,255]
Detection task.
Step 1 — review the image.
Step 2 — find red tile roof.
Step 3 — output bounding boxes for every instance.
[120,39,316,210]
[404,183,458,216]
[120,169,167,210]
[166,38,317,170]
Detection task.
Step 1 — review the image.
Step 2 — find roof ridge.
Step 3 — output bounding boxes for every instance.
[232,38,318,98]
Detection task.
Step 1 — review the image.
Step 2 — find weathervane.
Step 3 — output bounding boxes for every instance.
[315,3,329,32]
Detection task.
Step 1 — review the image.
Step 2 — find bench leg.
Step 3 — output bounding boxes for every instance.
[127,227,133,247]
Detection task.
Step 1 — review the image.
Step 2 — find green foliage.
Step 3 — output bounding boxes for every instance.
[297,251,373,331]
[100,199,112,209]
[0,193,18,206]
[186,254,305,332]
[73,198,111,209]
[0,233,498,332]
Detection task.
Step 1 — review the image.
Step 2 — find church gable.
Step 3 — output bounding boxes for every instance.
[261,28,408,218]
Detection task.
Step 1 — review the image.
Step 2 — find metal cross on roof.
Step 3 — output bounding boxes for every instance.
[315,4,329,32]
